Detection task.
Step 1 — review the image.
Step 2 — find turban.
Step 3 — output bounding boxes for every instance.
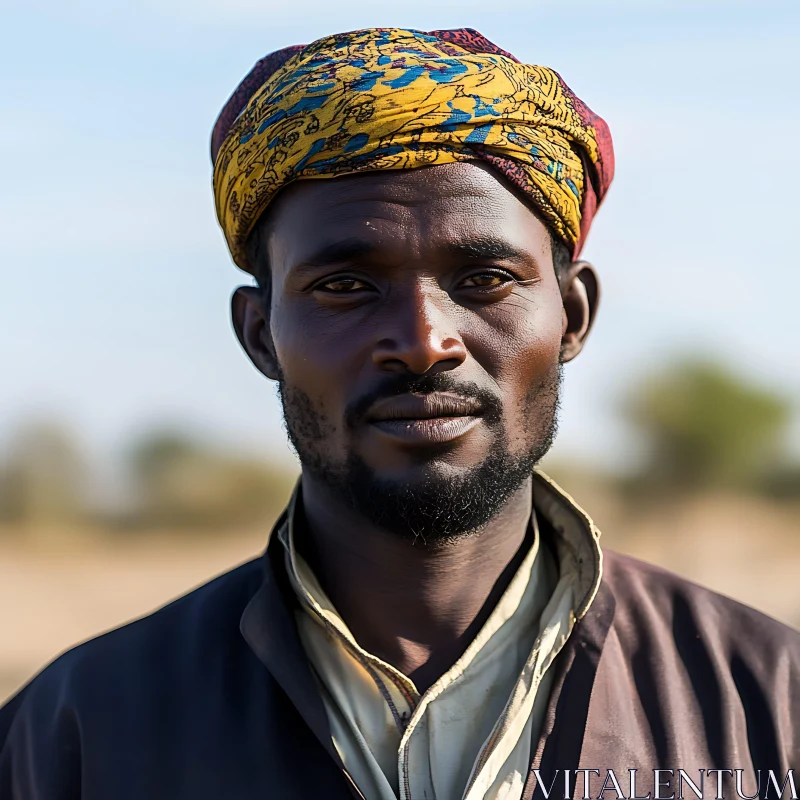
[212,28,614,274]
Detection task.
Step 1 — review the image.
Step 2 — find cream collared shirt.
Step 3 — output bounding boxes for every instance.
[279,471,602,800]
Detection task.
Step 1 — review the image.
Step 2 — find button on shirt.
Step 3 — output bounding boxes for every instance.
[277,471,603,800]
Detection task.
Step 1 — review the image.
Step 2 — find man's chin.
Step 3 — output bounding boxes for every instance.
[350,452,485,486]
[331,447,539,544]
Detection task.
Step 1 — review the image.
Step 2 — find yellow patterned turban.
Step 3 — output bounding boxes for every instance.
[211,28,614,274]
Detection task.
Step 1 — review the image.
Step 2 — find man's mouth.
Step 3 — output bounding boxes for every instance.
[366,392,484,421]
[365,393,484,445]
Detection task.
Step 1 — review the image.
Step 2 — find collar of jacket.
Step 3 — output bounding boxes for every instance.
[238,506,364,793]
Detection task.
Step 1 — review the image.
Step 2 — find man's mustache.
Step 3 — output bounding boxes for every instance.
[345,373,503,429]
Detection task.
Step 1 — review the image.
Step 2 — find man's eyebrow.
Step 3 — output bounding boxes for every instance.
[290,235,530,273]
[443,237,529,262]
[295,238,378,268]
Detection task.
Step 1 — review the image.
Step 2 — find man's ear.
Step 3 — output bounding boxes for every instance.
[231,286,281,381]
[560,260,600,363]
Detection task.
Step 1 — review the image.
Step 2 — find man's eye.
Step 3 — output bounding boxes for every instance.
[461,272,510,288]
[319,277,368,292]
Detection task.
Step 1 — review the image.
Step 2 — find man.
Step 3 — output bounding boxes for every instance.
[1,27,798,800]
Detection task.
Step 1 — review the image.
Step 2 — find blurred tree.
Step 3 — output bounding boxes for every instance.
[0,421,87,525]
[128,431,297,530]
[625,358,792,493]
[761,464,800,500]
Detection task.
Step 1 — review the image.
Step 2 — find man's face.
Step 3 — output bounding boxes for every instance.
[236,162,594,541]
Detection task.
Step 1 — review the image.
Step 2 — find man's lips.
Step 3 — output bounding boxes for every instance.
[365,392,484,422]
[365,393,485,445]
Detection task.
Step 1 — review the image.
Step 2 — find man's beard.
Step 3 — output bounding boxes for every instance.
[278,363,563,545]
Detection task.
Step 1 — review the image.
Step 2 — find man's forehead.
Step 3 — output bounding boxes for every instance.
[263,162,546,246]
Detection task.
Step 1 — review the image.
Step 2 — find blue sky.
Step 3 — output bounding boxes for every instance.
[1,0,798,470]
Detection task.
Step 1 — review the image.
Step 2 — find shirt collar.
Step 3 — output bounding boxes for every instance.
[238,469,603,722]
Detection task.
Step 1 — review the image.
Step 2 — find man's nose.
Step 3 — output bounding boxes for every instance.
[371,283,468,375]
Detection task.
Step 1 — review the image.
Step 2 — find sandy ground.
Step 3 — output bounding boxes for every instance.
[1,493,799,704]
[0,529,269,704]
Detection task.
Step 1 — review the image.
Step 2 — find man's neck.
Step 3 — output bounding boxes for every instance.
[296,474,534,693]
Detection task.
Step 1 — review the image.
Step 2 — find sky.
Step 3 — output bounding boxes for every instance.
[1,0,798,472]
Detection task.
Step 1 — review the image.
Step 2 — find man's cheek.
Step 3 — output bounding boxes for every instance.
[492,344,554,395]
[275,347,330,400]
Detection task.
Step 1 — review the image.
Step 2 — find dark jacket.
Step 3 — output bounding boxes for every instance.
[2,533,799,799]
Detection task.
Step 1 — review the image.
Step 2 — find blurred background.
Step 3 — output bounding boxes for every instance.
[1,0,799,703]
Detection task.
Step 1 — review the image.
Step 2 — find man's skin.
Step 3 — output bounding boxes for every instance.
[232,161,599,693]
